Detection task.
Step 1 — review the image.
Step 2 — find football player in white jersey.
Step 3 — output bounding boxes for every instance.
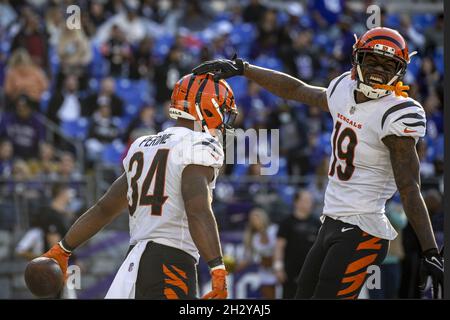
[193,27,443,299]
[40,73,238,299]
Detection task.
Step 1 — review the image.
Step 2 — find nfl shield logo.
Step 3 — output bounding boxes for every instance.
[350,106,356,115]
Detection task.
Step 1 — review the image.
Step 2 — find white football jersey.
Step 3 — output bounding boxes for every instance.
[122,127,224,261]
[322,72,426,240]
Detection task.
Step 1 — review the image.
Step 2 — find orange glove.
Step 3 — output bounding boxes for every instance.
[202,268,228,299]
[43,243,71,280]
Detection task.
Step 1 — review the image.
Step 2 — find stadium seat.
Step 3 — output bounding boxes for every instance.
[412,14,435,33]
[154,33,175,60]
[90,44,107,79]
[434,50,444,75]
[39,91,51,113]
[61,118,89,140]
[101,142,125,165]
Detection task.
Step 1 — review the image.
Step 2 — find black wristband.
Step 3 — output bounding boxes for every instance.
[60,238,75,253]
[423,247,439,257]
[207,256,224,269]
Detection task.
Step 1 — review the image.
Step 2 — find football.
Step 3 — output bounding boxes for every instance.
[24,257,64,298]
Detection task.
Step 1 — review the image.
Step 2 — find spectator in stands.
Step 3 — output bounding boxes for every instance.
[28,142,59,178]
[86,103,121,163]
[424,12,443,55]
[0,0,17,34]
[242,0,267,24]
[0,139,14,178]
[178,0,211,32]
[2,159,41,200]
[89,1,108,29]
[417,58,441,99]
[0,94,45,160]
[15,217,45,260]
[44,4,64,47]
[251,9,280,59]
[210,25,235,60]
[154,45,189,105]
[11,7,48,71]
[309,0,344,29]
[100,24,132,77]
[51,152,82,183]
[307,157,329,216]
[268,104,309,175]
[274,190,320,298]
[80,4,97,38]
[369,200,407,299]
[4,48,49,110]
[16,183,71,260]
[123,103,158,144]
[96,0,146,45]
[428,189,444,241]
[47,75,82,125]
[417,139,434,179]
[281,29,320,81]
[332,16,355,72]
[56,27,92,90]
[83,77,124,117]
[239,81,271,125]
[162,0,184,33]
[129,36,155,79]
[49,153,84,215]
[238,207,278,299]
[139,0,164,23]
[398,14,425,50]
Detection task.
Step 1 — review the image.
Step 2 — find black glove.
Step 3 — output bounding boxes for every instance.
[192,55,245,81]
[419,247,444,299]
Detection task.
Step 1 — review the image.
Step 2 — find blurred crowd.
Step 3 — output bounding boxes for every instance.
[0,0,444,299]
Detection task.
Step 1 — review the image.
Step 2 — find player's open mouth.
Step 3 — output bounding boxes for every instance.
[368,74,385,85]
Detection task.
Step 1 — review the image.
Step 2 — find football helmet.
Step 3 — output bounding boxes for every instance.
[169,73,238,133]
[351,27,416,99]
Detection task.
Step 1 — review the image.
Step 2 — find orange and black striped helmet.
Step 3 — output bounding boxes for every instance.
[353,27,410,64]
[351,27,416,99]
[169,73,238,131]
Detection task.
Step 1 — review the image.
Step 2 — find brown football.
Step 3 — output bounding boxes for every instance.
[24,257,64,298]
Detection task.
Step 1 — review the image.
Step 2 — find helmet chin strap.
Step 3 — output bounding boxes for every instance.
[194,102,211,134]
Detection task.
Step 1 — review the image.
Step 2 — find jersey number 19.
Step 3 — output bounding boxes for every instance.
[329,121,358,181]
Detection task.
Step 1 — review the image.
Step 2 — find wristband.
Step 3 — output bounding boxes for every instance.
[207,256,224,269]
[59,239,74,253]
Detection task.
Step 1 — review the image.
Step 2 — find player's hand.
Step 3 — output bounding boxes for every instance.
[419,247,444,299]
[42,243,71,280]
[192,54,245,81]
[202,268,228,299]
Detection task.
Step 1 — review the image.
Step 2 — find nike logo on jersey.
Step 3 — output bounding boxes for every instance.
[403,128,417,134]
[341,227,354,232]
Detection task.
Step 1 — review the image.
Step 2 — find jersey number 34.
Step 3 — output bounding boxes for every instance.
[127,149,169,216]
[329,121,358,181]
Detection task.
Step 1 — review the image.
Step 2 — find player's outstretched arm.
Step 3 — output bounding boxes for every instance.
[383,135,443,297]
[192,58,329,112]
[181,164,227,299]
[42,173,129,275]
